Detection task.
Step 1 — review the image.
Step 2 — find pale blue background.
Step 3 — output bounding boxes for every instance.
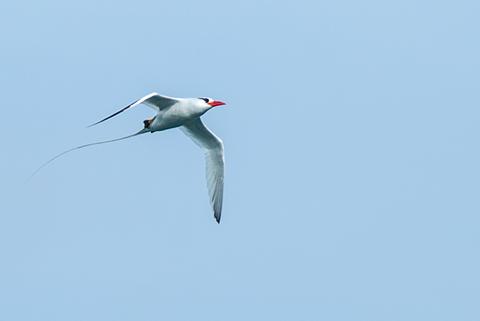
[0,0,479,320]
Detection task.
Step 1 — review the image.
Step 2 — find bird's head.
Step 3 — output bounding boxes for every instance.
[198,97,226,108]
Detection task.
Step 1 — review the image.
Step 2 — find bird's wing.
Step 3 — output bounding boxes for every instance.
[89,93,179,127]
[181,118,224,223]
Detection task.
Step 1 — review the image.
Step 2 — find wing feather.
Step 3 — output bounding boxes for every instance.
[88,93,179,127]
[181,118,224,223]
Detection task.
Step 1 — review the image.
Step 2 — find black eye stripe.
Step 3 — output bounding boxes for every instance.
[199,97,209,103]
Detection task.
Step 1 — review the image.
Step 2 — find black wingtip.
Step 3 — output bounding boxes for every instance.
[87,101,136,128]
[86,122,100,128]
[215,213,221,224]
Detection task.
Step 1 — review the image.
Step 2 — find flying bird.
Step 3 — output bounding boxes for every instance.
[32,93,226,223]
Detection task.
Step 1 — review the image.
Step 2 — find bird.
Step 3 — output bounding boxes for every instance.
[31,93,226,223]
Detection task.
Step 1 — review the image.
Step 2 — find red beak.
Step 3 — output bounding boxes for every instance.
[208,100,226,107]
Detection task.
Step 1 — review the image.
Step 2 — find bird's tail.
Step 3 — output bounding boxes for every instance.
[27,128,150,181]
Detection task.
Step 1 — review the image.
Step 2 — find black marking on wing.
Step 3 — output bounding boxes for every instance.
[88,100,137,128]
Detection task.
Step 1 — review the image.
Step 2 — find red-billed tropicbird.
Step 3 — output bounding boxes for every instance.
[31,93,226,223]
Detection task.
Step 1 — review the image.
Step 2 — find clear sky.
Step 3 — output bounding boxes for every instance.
[1,0,479,320]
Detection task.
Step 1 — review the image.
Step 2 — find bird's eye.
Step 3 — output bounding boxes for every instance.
[199,97,209,103]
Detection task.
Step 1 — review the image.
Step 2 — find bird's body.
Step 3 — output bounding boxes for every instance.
[148,98,210,132]
[32,93,227,223]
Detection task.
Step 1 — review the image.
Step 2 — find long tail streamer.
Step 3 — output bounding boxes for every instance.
[28,128,149,181]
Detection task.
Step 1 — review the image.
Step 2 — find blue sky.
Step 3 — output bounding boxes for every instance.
[1,0,479,320]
